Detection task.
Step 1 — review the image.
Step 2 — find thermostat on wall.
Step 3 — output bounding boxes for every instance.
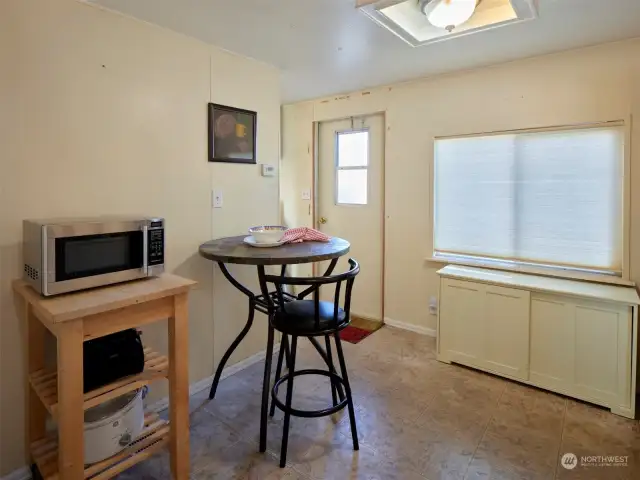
[261,164,276,177]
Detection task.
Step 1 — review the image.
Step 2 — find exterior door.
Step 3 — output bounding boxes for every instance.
[317,114,384,322]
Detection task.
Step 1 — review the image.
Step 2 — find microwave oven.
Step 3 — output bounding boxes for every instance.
[23,216,164,296]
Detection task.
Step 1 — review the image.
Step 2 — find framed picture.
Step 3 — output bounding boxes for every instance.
[208,103,257,164]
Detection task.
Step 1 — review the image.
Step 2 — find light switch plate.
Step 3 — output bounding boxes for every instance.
[212,190,223,208]
[261,164,276,177]
[301,189,311,200]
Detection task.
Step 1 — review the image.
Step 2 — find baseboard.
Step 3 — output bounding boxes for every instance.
[1,345,279,480]
[351,312,382,323]
[146,343,280,413]
[0,467,30,480]
[384,317,437,337]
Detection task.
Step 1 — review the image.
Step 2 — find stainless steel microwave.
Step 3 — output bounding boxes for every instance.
[23,216,165,296]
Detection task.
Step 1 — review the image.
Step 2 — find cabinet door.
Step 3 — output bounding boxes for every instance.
[530,293,632,411]
[530,293,575,393]
[573,301,631,408]
[484,285,530,380]
[439,279,485,368]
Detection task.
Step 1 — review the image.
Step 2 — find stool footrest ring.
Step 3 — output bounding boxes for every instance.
[271,369,348,418]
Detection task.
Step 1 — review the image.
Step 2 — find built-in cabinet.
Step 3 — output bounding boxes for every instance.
[437,266,639,419]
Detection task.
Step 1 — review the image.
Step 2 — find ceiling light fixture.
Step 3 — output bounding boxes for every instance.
[419,0,477,31]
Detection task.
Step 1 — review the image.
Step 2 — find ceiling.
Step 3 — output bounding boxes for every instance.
[89,0,640,103]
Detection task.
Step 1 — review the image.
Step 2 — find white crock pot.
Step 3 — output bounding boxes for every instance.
[84,388,145,464]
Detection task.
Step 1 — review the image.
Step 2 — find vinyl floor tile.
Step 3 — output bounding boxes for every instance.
[117,326,639,480]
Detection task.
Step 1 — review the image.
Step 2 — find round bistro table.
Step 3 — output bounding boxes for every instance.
[198,235,350,452]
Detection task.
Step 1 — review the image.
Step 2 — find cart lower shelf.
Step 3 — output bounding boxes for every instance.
[31,412,168,480]
[29,347,169,417]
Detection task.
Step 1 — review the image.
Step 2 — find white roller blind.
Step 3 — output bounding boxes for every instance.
[434,125,624,273]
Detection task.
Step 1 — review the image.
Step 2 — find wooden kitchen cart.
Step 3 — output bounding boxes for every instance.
[13,274,196,479]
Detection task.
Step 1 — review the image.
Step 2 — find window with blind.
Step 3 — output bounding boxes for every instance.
[433,125,625,276]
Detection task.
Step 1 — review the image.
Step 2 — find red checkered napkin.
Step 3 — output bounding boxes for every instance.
[282,227,331,244]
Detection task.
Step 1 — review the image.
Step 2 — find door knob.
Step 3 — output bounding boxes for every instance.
[319,217,327,224]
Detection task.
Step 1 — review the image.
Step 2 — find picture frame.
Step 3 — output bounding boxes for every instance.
[208,103,257,164]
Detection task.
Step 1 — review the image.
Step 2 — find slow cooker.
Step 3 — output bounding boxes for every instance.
[83,388,145,464]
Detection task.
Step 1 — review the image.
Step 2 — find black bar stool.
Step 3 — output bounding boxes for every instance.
[261,258,360,467]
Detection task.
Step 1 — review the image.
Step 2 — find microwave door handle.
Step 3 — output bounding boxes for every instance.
[142,225,148,275]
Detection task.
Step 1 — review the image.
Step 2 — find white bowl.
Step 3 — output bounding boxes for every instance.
[248,225,287,244]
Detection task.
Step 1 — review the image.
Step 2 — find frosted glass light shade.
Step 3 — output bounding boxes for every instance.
[421,0,477,29]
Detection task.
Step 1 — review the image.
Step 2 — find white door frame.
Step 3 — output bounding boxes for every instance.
[312,112,387,323]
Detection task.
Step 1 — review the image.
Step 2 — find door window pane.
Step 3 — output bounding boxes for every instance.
[337,169,368,205]
[337,131,369,167]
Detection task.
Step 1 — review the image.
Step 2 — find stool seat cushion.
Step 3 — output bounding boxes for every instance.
[273,300,347,335]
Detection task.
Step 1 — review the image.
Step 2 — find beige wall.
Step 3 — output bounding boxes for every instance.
[281,39,640,333]
[280,103,315,278]
[0,0,279,475]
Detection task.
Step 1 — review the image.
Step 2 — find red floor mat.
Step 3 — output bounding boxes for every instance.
[339,325,375,344]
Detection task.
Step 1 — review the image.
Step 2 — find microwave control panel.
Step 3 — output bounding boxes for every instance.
[147,228,165,266]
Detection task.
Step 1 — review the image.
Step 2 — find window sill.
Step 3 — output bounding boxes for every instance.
[426,256,635,288]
